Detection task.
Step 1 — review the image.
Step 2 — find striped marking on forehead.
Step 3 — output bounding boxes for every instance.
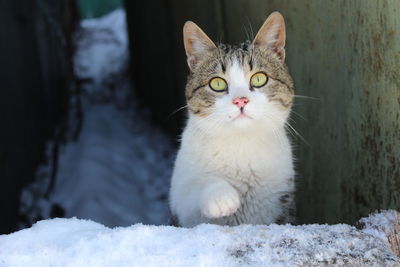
[217,42,253,71]
[227,57,249,96]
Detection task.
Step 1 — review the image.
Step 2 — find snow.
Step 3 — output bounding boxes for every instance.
[359,210,400,244]
[74,8,129,96]
[19,8,174,227]
[46,104,173,226]
[1,213,399,266]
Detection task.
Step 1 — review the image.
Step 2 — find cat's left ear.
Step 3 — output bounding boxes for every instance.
[253,12,286,61]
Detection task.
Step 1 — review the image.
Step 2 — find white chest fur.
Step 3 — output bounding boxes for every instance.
[169,117,295,227]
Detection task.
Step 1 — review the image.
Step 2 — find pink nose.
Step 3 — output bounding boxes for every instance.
[232,97,249,108]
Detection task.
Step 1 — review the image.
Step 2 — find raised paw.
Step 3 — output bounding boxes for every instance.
[200,183,240,219]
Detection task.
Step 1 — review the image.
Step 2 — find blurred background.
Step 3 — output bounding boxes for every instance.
[1,0,399,234]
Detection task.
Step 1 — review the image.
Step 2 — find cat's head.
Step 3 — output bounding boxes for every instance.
[183,12,293,135]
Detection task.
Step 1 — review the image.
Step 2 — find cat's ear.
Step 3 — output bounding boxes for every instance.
[253,12,286,61]
[183,21,216,70]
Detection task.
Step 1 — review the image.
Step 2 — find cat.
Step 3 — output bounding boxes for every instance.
[169,12,295,227]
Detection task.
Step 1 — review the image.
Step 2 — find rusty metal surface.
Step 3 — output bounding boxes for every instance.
[222,0,400,223]
[0,0,77,233]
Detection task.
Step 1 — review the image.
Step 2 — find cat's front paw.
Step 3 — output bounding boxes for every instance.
[200,183,240,219]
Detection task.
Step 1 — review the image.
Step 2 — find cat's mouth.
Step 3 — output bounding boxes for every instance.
[232,111,253,120]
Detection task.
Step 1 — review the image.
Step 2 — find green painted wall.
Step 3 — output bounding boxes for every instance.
[126,0,400,224]
[78,0,122,18]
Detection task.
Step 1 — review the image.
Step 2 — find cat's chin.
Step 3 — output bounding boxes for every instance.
[229,115,255,129]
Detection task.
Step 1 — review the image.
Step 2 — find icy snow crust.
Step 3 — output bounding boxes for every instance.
[1,215,399,267]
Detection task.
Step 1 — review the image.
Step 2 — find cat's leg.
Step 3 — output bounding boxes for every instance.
[170,174,240,226]
[200,180,241,219]
[275,189,296,224]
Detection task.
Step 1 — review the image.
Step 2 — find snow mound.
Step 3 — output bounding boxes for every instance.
[74,8,129,96]
[1,212,399,267]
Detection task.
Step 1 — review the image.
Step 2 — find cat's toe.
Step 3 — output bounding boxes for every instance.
[201,187,240,219]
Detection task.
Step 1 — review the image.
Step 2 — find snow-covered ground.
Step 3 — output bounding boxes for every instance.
[19,9,174,227]
[1,211,399,266]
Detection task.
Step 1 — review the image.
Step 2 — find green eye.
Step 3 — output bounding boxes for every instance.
[250,72,268,88]
[209,77,228,92]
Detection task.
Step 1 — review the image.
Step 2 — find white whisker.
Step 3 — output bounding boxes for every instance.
[166,105,188,120]
[290,110,307,121]
[285,121,309,146]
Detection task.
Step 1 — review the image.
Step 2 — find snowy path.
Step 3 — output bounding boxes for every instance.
[20,9,174,227]
[50,104,173,226]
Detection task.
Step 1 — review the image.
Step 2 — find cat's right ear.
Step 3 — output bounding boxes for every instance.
[253,12,286,61]
[183,21,216,70]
